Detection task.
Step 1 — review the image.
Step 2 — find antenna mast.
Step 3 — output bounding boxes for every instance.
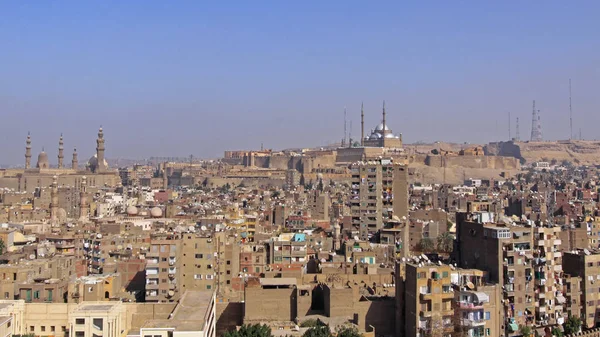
[516,117,520,141]
[343,107,347,147]
[530,100,543,141]
[569,79,573,140]
[349,120,353,148]
[508,112,511,140]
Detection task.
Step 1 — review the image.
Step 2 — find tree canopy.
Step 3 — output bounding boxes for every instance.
[564,315,582,335]
[223,324,272,337]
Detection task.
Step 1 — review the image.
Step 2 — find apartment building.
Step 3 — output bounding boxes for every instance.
[269,233,308,264]
[69,302,123,337]
[145,235,181,302]
[563,249,600,328]
[350,160,408,240]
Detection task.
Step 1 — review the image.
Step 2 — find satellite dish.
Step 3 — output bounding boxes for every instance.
[29,254,35,260]
[201,225,207,231]
[96,233,103,239]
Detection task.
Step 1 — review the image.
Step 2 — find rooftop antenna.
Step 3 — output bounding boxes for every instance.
[569,78,573,140]
[516,117,520,141]
[508,112,511,140]
[580,128,582,140]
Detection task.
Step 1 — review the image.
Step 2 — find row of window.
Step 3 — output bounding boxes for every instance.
[30,325,66,332]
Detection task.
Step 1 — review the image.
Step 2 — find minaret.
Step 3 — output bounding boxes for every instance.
[360,102,365,146]
[162,162,168,190]
[50,175,59,226]
[25,132,32,169]
[96,126,107,172]
[382,100,387,135]
[79,176,89,222]
[72,148,78,170]
[58,134,64,169]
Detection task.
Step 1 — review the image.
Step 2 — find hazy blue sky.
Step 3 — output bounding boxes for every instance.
[1,1,599,165]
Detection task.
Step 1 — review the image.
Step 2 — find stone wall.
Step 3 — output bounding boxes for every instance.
[244,287,297,322]
[423,154,520,170]
[216,301,244,336]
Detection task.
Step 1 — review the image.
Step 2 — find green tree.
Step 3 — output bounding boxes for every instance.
[436,232,454,254]
[551,327,563,337]
[0,239,5,255]
[302,326,331,337]
[564,315,582,334]
[336,326,362,337]
[520,325,532,337]
[417,238,435,253]
[317,178,324,192]
[299,319,325,328]
[223,324,272,337]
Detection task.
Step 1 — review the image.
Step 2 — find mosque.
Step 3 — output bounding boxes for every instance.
[0,127,121,193]
[360,102,402,148]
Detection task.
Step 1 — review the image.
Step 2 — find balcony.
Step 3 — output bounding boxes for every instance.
[554,239,562,246]
[420,292,433,301]
[462,318,486,327]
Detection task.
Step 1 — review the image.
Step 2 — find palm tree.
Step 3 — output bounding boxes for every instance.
[436,232,454,254]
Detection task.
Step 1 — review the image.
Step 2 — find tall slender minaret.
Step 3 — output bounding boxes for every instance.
[25,132,32,169]
[162,162,168,190]
[58,134,64,169]
[50,175,58,226]
[382,101,387,133]
[79,176,89,222]
[360,102,365,146]
[72,148,78,170]
[96,126,107,172]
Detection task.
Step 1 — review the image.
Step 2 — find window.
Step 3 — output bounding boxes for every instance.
[485,312,490,320]
[194,274,203,280]
[76,318,85,325]
[51,326,55,332]
[161,268,167,272]
[34,290,40,299]
[62,326,67,332]
[195,254,203,259]
[3,292,8,299]
[41,326,46,332]
[226,260,231,265]
[161,258,167,262]
[206,274,214,280]
[93,318,103,330]
[442,271,448,278]
[486,328,491,336]
[76,332,85,337]
[226,270,230,275]
[227,280,230,285]
[207,285,212,290]
[30,326,34,332]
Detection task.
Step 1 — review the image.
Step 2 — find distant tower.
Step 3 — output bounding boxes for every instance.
[50,175,59,226]
[343,107,347,147]
[382,101,387,133]
[516,117,520,141]
[96,127,107,172]
[58,134,64,169]
[72,148,78,170]
[360,102,365,146]
[569,79,573,140]
[79,176,89,222]
[25,132,32,169]
[530,100,543,142]
[333,220,341,251]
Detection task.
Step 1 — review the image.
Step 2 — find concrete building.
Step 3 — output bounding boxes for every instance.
[69,302,123,337]
[563,249,600,329]
[350,160,408,239]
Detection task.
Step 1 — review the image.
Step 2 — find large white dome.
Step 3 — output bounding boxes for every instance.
[374,123,391,132]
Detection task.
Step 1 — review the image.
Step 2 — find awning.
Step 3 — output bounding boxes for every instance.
[525,253,534,259]
[509,323,519,332]
[473,291,490,304]
[556,295,566,304]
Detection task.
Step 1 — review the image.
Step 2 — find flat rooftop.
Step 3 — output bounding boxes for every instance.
[141,290,214,332]
[74,303,118,312]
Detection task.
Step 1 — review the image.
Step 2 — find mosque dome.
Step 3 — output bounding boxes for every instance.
[88,154,108,172]
[37,151,49,169]
[126,206,138,216]
[150,207,163,218]
[369,133,382,140]
[374,123,391,132]
[384,133,398,139]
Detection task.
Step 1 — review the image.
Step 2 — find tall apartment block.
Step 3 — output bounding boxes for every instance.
[563,249,600,329]
[350,160,408,239]
[457,212,577,335]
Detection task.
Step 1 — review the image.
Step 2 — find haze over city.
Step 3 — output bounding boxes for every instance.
[2,1,600,164]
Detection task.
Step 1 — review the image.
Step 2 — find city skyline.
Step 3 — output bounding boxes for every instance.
[2,1,600,164]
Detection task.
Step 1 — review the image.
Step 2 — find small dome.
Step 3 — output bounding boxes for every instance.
[385,133,397,139]
[126,206,138,216]
[37,151,49,169]
[369,133,382,140]
[374,123,391,132]
[150,207,163,218]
